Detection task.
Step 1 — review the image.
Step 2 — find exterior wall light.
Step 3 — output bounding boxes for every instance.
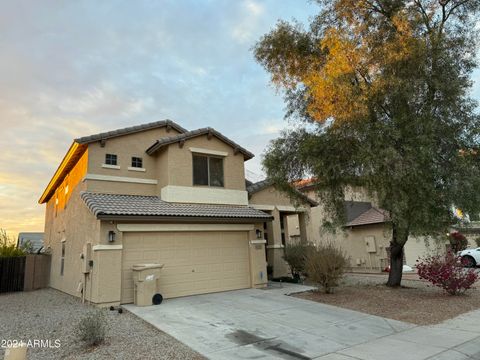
[256,229,263,239]
[108,231,116,242]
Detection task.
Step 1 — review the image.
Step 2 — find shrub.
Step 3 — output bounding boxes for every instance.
[416,253,478,295]
[75,310,107,347]
[283,242,314,279]
[0,229,25,257]
[449,231,468,253]
[305,243,348,294]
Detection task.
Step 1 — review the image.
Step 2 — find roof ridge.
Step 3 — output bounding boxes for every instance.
[75,119,188,144]
[146,126,255,160]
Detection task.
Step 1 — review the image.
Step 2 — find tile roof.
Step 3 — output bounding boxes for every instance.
[75,119,187,144]
[344,201,373,223]
[81,192,272,221]
[145,127,255,160]
[345,206,389,227]
[246,179,318,206]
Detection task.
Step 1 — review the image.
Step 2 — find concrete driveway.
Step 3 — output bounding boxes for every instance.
[124,283,480,360]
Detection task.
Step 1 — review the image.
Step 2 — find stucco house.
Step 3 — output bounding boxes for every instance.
[39,120,273,306]
[295,179,480,270]
[296,180,393,272]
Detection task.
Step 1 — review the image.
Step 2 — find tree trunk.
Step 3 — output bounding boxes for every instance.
[386,241,404,287]
[386,224,407,287]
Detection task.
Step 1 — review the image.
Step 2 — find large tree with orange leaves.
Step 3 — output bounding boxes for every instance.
[254,0,480,286]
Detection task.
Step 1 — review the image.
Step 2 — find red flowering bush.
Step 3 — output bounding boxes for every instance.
[416,253,478,295]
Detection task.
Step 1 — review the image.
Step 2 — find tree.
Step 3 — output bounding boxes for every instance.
[254,0,480,286]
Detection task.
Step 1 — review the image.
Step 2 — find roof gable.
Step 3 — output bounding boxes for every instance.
[146,127,254,160]
[39,119,187,204]
[247,179,318,206]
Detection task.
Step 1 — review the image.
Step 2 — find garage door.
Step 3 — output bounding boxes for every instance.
[121,231,250,303]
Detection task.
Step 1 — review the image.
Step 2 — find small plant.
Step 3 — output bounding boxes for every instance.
[75,310,107,347]
[448,231,468,253]
[416,253,478,295]
[283,242,314,279]
[305,242,348,294]
[0,229,25,257]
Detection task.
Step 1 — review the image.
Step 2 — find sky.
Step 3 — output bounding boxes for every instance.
[1,0,480,239]
[0,0,318,238]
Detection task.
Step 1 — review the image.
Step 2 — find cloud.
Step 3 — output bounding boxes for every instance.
[0,0,316,237]
[231,0,265,44]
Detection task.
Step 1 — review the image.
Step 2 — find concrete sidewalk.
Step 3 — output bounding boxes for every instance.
[125,283,480,360]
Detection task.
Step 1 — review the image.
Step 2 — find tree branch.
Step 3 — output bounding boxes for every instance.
[413,0,432,32]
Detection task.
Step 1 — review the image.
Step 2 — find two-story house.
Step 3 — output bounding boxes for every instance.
[39,120,272,306]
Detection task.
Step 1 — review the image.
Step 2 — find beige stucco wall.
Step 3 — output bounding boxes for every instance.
[87,180,157,196]
[84,126,180,196]
[44,181,101,298]
[161,135,247,190]
[249,186,302,207]
[404,236,447,267]
[248,223,268,288]
[44,149,102,298]
[309,224,391,271]
[87,127,180,179]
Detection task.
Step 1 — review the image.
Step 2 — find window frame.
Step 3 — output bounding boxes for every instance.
[105,153,118,166]
[60,242,66,276]
[131,156,143,168]
[192,154,224,187]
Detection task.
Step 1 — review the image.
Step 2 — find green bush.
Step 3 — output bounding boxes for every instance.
[0,229,25,257]
[283,242,314,279]
[305,243,348,294]
[75,310,107,347]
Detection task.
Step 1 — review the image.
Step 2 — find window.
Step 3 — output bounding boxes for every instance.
[60,242,66,276]
[105,153,117,165]
[131,157,143,168]
[192,154,224,187]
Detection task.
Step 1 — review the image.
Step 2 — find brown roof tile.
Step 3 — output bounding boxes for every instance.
[81,192,272,221]
[346,207,389,227]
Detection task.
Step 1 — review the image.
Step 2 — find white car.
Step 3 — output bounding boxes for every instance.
[458,248,480,267]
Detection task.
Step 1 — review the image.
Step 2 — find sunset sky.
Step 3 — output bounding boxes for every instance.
[1,0,480,239]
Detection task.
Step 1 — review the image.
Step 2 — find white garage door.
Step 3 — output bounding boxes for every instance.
[121,231,250,303]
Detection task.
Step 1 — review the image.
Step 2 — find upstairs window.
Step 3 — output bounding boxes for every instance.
[193,155,224,187]
[131,157,143,168]
[105,154,117,165]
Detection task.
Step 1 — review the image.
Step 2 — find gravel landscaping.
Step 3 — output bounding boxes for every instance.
[0,288,204,360]
[294,272,480,325]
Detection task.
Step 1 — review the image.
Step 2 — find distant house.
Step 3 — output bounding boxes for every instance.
[17,232,44,253]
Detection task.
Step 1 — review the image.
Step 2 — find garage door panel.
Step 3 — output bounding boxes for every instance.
[121,231,251,303]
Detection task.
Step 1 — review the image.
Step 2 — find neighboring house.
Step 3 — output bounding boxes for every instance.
[246,179,317,277]
[17,232,44,253]
[39,120,272,306]
[297,180,393,272]
[296,179,476,269]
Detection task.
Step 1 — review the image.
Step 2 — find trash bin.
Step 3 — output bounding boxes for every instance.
[132,263,164,306]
